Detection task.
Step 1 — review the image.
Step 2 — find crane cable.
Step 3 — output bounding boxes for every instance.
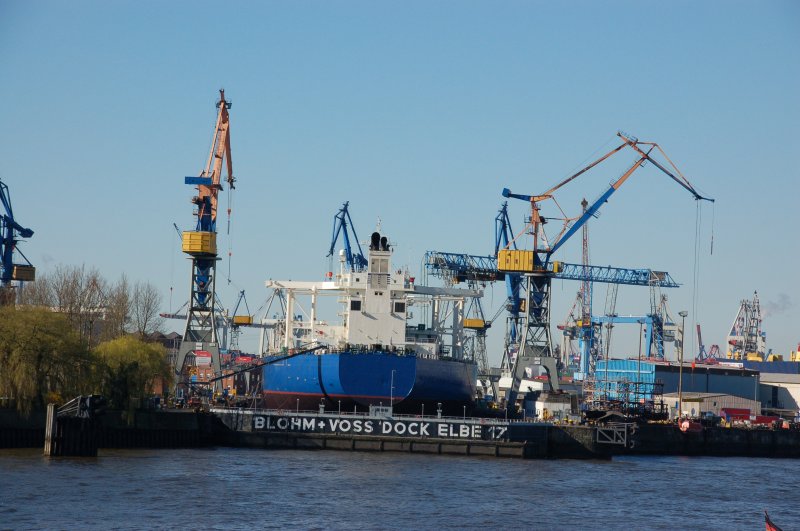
[691,200,703,359]
[710,201,715,256]
[169,223,180,313]
[226,186,233,285]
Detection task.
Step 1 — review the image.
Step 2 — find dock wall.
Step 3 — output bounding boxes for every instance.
[229,430,532,458]
[4,407,800,459]
[1,409,217,450]
[625,423,800,458]
[0,409,46,448]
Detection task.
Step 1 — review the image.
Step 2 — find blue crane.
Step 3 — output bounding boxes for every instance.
[498,132,712,411]
[0,178,35,301]
[424,252,679,289]
[328,201,368,273]
[423,251,680,393]
[495,202,523,349]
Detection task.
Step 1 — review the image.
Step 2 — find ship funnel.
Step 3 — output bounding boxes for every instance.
[370,232,380,250]
[380,236,388,251]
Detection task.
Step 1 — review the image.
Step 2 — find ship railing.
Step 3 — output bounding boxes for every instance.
[326,345,417,356]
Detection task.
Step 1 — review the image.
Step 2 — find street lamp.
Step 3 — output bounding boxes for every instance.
[678,310,688,420]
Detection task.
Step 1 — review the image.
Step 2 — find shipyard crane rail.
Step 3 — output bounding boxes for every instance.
[499,131,712,413]
[0,178,35,302]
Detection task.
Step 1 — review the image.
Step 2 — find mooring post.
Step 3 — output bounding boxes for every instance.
[44,396,104,457]
[44,403,57,456]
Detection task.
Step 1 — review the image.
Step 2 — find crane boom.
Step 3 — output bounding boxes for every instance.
[424,251,679,288]
[503,131,713,261]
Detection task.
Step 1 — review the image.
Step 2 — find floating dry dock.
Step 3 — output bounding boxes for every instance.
[212,408,635,459]
[211,408,800,459]
[5,407,800,459]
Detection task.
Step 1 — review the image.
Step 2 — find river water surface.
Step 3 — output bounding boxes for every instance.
[1,448,798,530]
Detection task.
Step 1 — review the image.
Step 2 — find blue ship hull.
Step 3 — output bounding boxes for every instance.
[262,352,477,415]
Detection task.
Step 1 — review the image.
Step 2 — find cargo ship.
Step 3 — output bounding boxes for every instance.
[259,231,479,415]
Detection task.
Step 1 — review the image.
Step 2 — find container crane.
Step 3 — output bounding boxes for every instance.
[174,90,235,390]
[500,131,713,411]
[0,178,35,305]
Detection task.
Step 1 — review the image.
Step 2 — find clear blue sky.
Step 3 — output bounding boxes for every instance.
[2,1,798,362]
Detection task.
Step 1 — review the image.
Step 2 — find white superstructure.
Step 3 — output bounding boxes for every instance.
[262,232,482,360]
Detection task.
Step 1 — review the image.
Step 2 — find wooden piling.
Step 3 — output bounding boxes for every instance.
[43,403,56,456]
[43,403,99,457]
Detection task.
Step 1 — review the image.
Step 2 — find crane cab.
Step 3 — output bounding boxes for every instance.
[11,265,35,282]
[181,231,217,256]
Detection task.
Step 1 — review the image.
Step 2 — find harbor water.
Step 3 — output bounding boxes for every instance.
[1,447,798,530]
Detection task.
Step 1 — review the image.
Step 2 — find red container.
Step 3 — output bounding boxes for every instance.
[720,408,750,421]
[752,415,780,426]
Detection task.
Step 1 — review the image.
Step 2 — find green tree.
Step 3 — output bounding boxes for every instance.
[0,306,92,413]
[93,335,172,410]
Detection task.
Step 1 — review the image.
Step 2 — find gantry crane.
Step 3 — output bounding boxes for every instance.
[0,178,35,305]
[425,250,680,388]
[425,198,682,396]
[499,131,713,411]
[174,90,235,390]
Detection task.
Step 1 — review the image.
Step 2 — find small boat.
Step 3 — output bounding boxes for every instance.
[765,510,782,531]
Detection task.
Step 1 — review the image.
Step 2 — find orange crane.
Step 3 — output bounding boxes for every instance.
[500,132,713,409]
[174,90,235,391]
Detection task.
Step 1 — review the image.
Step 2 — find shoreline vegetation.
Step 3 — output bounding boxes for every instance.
[1,265,172,415]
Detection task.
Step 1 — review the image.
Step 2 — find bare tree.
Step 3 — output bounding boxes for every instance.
[131,281,164,337]
[11,263,166,344]
[101,274,132,342]
[47,265,108,345]
[17,274,54,307]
